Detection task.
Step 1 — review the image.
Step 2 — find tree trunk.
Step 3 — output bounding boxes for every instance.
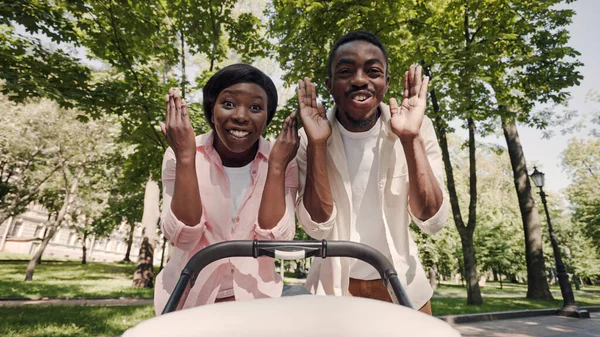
[501,114,554,300]
[133,177,159,288]
[159,236,167,271]
[25,168,83,281]
[133,237,154,288]
[429,264,438,290]
[123,219,134,263]
[428,79,483,305]
[81,232,87,264]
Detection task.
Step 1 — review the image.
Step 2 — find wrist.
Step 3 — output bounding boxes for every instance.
[175,152,196,166]
[267,160,287,174]
[399,134,422,146]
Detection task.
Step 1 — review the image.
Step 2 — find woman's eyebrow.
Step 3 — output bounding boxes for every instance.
[220,89,264,101]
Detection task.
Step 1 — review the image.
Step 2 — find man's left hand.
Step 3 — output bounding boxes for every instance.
[390,65,429,143]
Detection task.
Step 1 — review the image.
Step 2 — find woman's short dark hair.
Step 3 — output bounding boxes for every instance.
[203,64,278,129]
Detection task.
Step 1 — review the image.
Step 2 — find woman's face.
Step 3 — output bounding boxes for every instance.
[212,82,268,166]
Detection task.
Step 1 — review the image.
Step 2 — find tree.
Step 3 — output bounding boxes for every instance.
[561,137,600,255]
[25,111,120,280]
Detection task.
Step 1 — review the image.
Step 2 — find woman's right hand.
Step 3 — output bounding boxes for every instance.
[160,88,197,163]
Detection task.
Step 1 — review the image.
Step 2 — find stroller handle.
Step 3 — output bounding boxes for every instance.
[162,240,413,314]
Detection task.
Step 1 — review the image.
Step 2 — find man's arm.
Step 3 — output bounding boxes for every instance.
[390,65,442,221]
[402,135,443,220]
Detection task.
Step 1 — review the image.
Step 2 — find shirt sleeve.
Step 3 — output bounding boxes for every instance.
[294,130,337,240]
[408,117,450,235]
[160,147,206,251]
[254,160,299,240]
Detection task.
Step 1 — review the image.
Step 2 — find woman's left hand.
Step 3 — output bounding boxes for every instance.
[269,115,300,170]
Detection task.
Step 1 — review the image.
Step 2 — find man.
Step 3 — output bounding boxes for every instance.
[295,31,449,314]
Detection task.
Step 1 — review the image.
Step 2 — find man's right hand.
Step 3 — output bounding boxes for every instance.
[160,88,197,163]
[297,78,331,144]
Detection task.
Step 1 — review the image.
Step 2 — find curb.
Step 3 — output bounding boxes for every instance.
[438,306,600,324]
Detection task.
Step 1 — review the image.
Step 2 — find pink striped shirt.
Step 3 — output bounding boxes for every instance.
[154,131,298,315]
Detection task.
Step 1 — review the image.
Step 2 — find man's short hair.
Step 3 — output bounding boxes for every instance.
[203,64,278,129]
[328,30,389,78]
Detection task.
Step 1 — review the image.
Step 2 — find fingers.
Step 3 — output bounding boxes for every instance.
[403,71,409,100]
[297,79,306,115]
[389,97,399,117]
[419,75,430,100]
[317,103,326,117]
[413,65,422,97]
[306,78,317,110]
[165,94,171,126]
[181,99,189,120]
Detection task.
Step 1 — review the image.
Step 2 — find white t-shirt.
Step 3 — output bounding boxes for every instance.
[218,163,252,298]
[337,117,393,280]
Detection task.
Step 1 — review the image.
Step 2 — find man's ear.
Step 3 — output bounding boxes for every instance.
[385,75,390,94]
[325,77,332,94]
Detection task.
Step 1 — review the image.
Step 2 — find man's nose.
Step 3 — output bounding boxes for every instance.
[351,70,369,87]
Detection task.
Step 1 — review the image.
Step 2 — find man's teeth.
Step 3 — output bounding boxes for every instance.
[229,130,249,138]
[353,95,368,102]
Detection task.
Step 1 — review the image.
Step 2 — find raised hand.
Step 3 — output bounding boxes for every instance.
[390,65,429,142]
[297,78,331,144]
[160,88,197,162]
[269,115,300,170]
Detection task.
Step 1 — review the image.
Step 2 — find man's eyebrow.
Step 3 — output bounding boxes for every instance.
[334,57,356,68]
[364,58,385,66]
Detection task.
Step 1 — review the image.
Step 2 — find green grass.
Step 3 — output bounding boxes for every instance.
[0,305,154,337]
[432,281,600,316]
[0,257,153,299]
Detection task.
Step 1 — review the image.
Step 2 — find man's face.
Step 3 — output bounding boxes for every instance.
[326,40,390,129]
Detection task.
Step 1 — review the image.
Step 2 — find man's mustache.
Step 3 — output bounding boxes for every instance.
[345,86,376,97]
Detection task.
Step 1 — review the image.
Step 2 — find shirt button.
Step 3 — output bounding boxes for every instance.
[236,216,240,222]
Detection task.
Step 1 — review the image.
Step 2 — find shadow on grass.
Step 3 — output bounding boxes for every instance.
[0,305,154,337]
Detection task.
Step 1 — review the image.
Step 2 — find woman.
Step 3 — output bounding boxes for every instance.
[154,64,299,314]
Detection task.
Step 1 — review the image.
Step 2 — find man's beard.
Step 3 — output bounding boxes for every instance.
[345,107,380,130]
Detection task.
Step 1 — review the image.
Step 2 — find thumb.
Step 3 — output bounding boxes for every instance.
[159,122,167,139]
[389,98,399,117]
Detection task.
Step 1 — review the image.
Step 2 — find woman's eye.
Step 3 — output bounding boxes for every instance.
[222,100,234,108]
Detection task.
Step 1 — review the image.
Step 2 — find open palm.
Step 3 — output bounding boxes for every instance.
[297,78,331,143]
[390,65,429,142]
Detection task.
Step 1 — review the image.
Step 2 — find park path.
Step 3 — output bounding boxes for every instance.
[0,298,152,306]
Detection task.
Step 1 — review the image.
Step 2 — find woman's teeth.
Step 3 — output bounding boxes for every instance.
[229,130,249,138]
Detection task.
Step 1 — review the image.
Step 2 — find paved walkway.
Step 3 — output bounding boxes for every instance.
[452,312,600,337]
[0,298,152,306]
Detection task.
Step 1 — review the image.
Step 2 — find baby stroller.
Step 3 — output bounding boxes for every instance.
[123,240,461,336]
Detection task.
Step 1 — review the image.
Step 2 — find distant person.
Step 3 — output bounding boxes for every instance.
[295,31,449,314]
[154,64,299,314]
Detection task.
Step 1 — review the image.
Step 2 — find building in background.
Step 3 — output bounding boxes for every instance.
[0,204,167,265]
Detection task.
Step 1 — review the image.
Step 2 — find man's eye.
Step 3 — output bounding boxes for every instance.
[368,68,383,75]
[250,104,263,112]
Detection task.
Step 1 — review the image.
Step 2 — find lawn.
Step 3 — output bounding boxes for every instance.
[432,280,600,316]
[0,305,154,337]
[0,253,153,299]
[2,254,600,336]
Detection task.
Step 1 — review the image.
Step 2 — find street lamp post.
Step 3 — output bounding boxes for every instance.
[530,167,589,318]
